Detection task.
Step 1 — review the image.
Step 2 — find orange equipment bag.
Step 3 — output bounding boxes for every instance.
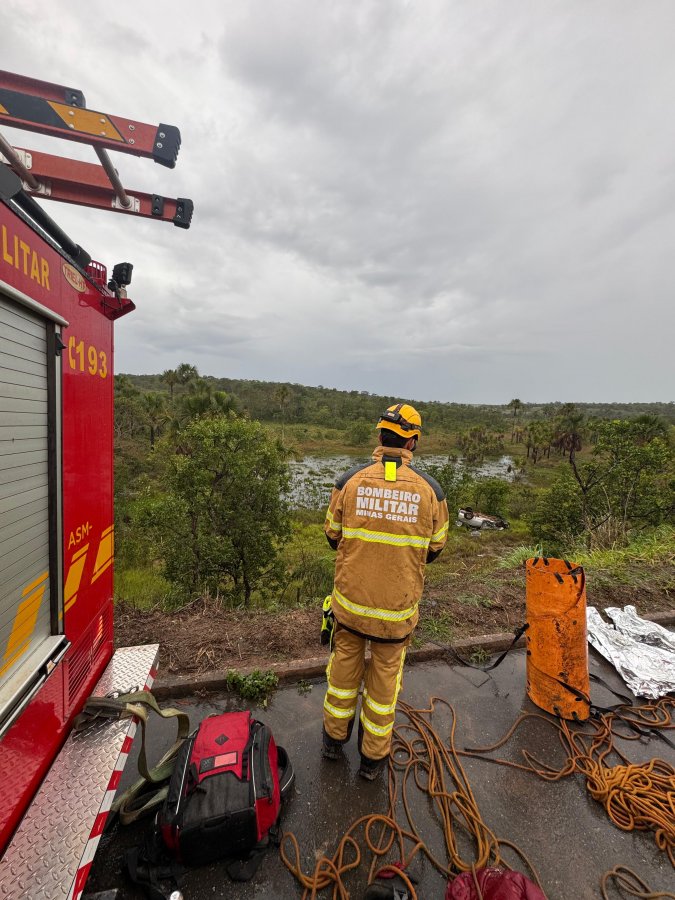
[525,557,590,721]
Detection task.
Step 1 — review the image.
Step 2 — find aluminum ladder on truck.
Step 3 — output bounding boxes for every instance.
[0,644,159,899]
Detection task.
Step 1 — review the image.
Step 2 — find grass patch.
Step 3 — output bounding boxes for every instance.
[419,611,454,643]
[409,632,425,650]
[498,526,675,573]
[498,545,540,569]
[470,647,491,665]
[114,567,184,610]
[576,526,675,570]
[424,562,455,587]
[456,593,493,608]
[276,522,335,608]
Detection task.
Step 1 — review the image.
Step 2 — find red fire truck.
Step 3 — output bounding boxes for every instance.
[0,71,192,897]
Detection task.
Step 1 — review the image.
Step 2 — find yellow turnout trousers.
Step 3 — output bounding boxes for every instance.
[323,625,408,760]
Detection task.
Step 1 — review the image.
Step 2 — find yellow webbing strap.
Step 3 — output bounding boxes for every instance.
[74,690,191,825]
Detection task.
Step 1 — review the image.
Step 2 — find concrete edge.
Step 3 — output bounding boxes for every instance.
[152,609,675,700]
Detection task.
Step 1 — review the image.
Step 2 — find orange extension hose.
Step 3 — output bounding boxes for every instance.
[280,698,544,899]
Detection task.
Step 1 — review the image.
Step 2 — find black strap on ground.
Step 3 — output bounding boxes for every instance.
[436,622,530,672]
[554,674,675,748]
[553,672,634,717]
[227,844,269,882]
[588,672,635,707]
[126,828,185,900]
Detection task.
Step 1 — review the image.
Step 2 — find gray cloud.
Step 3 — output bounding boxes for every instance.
[1,0,674,402]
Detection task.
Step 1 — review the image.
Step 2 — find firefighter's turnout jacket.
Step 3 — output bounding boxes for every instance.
[324,446,449,641]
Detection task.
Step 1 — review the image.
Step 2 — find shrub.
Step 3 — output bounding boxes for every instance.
[277,522,335,606]
[225,669,279,706]
[134,416,290,605]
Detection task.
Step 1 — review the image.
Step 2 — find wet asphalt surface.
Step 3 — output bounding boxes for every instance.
[85,649,674,900]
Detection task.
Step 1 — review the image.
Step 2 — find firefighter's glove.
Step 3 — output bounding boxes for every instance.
[321,595,335,646]
[363,865,418,900]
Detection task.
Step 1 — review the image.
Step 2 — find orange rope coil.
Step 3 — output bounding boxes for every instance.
[280,698,544,899]
[462,697,675,868]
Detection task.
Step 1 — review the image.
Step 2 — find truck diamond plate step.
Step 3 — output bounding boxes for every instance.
[0,644,159,900]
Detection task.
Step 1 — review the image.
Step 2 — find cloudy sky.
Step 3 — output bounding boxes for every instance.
[2,1,674,403]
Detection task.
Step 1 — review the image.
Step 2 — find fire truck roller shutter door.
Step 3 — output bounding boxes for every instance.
[0,293,53,699]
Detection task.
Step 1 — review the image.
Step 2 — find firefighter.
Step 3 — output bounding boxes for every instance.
[322,403,449,779]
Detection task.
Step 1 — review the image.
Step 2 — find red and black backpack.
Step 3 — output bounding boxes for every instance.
[158,710,294,872]
[125,709,294,896]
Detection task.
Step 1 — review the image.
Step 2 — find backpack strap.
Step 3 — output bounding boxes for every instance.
[75,690,191,825]
[226,848,268,882]
[277,745,295,800]
[126,827,185,899]
[226,746,295,883]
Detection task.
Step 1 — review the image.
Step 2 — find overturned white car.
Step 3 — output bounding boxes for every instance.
[456,507,510,531]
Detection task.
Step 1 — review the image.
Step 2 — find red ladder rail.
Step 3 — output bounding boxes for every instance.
[0,70,180,167]
[2,146,193,227]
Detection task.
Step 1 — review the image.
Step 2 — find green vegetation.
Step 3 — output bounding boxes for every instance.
[119,373,675,437]
[225,669,279,706]
[138,416,289,604]
[276,523,334,608]
[114,567,181,610]
[420,610,455,643]
[529,419,672,552]
[114,367,674,625]
[297,680,313,696]
[498,527,675,572]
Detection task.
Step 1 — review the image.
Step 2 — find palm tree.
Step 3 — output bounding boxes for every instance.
[274,385,291,442]
[526,422,547,464]
[633,414,669,444]
[175,379,239,424]
[553,412,584,465]
[143,392,167,449]
[508,398,522,419]
[175,362,199,386]
[161,368,179,398]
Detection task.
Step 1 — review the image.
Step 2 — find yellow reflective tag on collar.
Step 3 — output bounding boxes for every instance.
[384,460,397,482]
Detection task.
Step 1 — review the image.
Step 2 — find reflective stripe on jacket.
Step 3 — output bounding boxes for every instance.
[324,446,449,640]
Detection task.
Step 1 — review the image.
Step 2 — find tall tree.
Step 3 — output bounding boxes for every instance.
[174,378,239,426]
[138,417,290,604]
[143,392,167,449]
[508,398,522,419]
[161,368,179,398]
[175,362,199,386]
[553,411,585,464]
[274,385,291,441]
[532,419,673,549]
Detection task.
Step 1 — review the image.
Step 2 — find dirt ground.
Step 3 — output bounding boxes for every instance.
[114,562,675,676]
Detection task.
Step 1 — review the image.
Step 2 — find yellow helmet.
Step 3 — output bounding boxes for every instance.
[377,403,422,440]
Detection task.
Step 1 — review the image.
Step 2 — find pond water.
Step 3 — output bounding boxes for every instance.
[287,453,515,509]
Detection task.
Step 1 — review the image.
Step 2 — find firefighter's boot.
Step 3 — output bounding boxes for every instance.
[358,752,387,781]
[321,727,343,761]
